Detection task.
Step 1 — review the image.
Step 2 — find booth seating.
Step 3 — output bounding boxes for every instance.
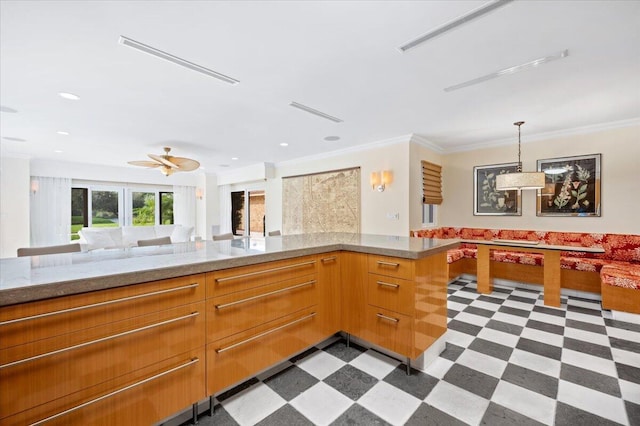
[411,227,640,313]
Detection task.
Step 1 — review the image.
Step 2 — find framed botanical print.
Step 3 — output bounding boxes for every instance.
[537,153,601,216]
[473,163,522,215]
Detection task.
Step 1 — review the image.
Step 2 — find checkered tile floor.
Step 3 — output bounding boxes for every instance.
[187,279,640,426]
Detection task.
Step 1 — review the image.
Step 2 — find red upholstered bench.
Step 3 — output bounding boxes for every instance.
[411,228,640,309]
[601,264,640,314]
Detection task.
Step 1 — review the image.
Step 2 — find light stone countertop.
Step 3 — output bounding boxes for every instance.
[0,233,459,306]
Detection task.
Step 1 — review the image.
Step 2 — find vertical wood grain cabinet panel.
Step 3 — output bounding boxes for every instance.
[317,252,341,336]
[340,252,368,337]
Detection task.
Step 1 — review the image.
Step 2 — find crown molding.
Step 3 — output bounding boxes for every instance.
[445,117,640,153]
[409,134,446,153]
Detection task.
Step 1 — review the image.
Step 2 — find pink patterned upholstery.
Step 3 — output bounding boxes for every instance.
[411,228,640,269]
[601,264,640,290]
[447,249,465,264]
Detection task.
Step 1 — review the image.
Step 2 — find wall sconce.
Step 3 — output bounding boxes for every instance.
[31,180,39,194]
[370,170,391,192]
[195,188,204,200]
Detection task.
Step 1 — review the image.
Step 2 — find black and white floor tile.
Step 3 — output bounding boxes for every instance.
[186,279,640,426]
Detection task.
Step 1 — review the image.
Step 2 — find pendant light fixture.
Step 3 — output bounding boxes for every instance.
[496,121,545,191]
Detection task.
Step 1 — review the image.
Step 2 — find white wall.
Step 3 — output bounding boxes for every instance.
[266,138,413,236]
[440,125,640,234]
[0,157,30,258]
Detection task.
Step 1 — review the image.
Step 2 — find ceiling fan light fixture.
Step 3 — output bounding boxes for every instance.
[118,36,240,85]
[495,121,545,191]
[128,146,199,176]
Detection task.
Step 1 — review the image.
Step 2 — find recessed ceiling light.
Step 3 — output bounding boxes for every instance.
[444,49,569,92]
[54,150,64,153]
[324,136,340,141]
[289,102,343,123]
[231,157,239,160]
[56,131,70,135]
[2,136,26,142]
[280,143,289,147]
[58,92,80,100]
[118,35,240,85]
[0,105,18,113]
[398,0,513,52]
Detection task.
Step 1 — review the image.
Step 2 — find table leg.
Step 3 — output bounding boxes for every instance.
[477,245,492,294]
[543,250,561,307]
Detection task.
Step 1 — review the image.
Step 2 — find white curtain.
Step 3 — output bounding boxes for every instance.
[218,184,231,234]
[30,176,72,246]
[173,185,196,228]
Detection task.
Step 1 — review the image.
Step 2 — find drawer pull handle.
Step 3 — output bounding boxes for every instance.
[376,280,400,289]
[0,312,199,370]
[216,312,316,354]
[321,256,337,263]
[376,261,400,268]
[29,357,199,426]
[376,313,399,323]
[215,280,316,310]
[0,283,200,326]
[215,260,316,283]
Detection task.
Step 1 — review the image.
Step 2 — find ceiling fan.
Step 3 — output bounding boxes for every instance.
[128,147,200,176]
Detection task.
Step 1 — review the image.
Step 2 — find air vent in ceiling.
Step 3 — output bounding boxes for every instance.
[398,0,513,52]
[118,36,240,85]
[289,102,343,123]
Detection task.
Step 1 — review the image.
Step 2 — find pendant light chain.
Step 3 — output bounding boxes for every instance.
[515,121,524,173]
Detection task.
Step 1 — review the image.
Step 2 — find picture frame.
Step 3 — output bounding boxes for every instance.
[537,153,601,217]
[473,162,522,216]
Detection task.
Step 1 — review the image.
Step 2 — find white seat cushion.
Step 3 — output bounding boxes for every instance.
[122,226,156,247]
[171,225,194,243]
[79,227,123,250]
[154,225,176,238]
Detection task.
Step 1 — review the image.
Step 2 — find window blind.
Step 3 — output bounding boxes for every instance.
[422,161,443,205]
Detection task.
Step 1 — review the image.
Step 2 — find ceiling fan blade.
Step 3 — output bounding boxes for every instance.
[169,157,200,171]
[128,160,161,168]
[148,153,179,169]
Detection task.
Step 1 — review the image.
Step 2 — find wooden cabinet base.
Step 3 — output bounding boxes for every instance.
[1,348,205,426]
[207,307,323,395]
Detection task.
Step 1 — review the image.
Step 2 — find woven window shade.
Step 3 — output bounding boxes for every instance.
[422,161,443,205]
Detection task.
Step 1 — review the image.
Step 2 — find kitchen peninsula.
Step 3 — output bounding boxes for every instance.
[0,233,457,426]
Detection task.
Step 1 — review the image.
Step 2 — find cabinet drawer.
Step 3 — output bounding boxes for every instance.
[0,274,205,350]
[361,306,412,358]
[207,307,320,395]
[207,275,317,342]
[0,301,205,419]
[368,255,413,280]
[367,274,414,316]
[207,256,317,297]
[1,348,205,426]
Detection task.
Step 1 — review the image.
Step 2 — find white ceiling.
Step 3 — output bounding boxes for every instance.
[1,0,639,173]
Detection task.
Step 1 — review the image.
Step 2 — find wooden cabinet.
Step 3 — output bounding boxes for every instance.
[205,256,325,395]
[362,253,448,360]
[0,274,206,426]
[340,252,368,337]
[317,252,341,336]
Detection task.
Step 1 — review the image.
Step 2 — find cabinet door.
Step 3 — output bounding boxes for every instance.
[207,307,320,395]
[317,252,341,337]
[367,274,414,316]
[340,252,367,338]
[362,305,412,358]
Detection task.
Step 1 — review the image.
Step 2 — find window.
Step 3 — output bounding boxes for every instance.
[422,203,437,227]
[231,188,265,236]
[421,160,442,228]
[71,183,173,239]
[160,192,174,224]
[91,189,120,228]
[132,191,155,226]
